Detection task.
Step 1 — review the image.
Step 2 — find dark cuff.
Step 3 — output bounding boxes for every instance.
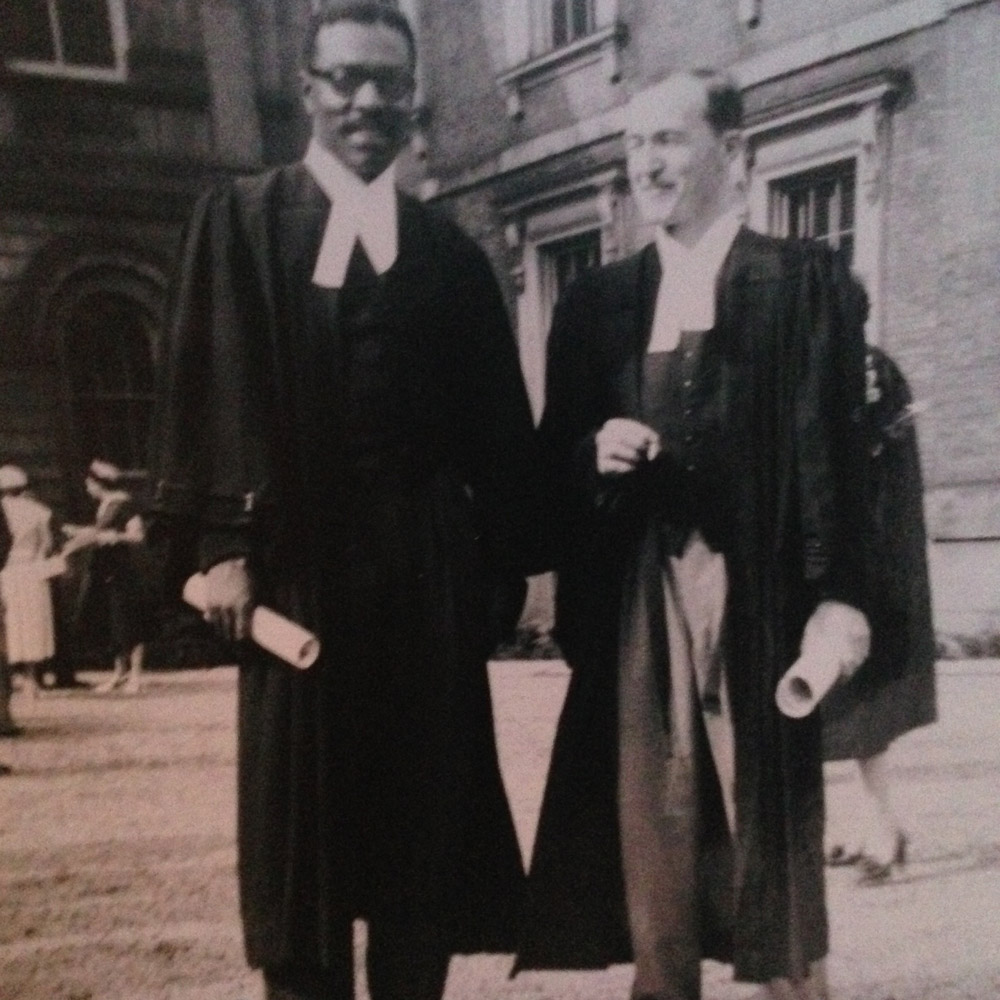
[197,530,252,574]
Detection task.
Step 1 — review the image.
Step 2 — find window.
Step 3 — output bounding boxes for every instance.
[539,228,602,314]
[549,0,597,49]
[745,79,899,339]
[64,291,156,472]
[499,167,624,417]
[497,0,624,117]
[3,0,128,80]
[768,158,856,263]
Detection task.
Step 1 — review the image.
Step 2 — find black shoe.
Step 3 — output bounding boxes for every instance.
[857,832,907,885]
[50,678,92,691]
[826,843,862,867]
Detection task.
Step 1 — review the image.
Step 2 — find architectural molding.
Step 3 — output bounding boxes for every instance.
[745,72,905,341]
[426,0,976,197]
[496,164,628,416]
[0,57,210,110]
[495,21,628,119]
[734,0,958,89]
[3,0,130,83]
[499,164,627,287]
[425,106,624,201]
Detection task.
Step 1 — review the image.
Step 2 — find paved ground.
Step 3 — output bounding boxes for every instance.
[1,659,998,1000]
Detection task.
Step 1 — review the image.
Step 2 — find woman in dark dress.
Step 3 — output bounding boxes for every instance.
[71,460,156,694]
[822,346,937,882]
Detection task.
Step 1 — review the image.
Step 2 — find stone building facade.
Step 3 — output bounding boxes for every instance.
[411,0,1000,636]
[0,0,312,517]
[2,0,997,636]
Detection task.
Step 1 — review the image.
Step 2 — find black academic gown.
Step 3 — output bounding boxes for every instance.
[153,163,543,972]
[822,346,937,760]
[519,229,869,984]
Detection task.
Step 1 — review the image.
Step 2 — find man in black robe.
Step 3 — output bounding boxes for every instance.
[153,4,542,998]
[519,71,871,1000]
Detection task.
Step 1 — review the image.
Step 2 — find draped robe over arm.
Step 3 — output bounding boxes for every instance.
[153,164,547,970]
[520,229,868,983]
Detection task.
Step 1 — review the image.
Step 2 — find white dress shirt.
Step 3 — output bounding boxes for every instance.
[303,138,398,289]
[648,208,744,353]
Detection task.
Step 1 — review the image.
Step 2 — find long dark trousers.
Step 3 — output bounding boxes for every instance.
[263,920,451,1000]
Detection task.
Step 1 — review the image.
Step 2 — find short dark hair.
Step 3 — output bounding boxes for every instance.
[690,68,743,134]
[303,1,417,70]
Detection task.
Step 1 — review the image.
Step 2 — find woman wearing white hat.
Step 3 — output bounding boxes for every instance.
[1,464,60,710]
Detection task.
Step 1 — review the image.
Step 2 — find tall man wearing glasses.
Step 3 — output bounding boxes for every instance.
[154,4,541,998]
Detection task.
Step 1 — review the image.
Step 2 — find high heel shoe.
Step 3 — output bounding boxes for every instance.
[857,831,907,885]
[894,831,908,865]
[825,843,862,867]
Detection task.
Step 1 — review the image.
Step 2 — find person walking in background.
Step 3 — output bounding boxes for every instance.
[519,70,870,1000]
[68,459,156,695]
[0,469,17,737]
[823,343,937,883]
[0,464,60,711]
[152,3,543,999]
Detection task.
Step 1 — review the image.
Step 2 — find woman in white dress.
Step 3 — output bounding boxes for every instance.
[0,465,59,704]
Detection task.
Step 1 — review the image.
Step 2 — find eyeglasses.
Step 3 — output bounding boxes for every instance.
[625,129,689,151]
[307,64,415,102]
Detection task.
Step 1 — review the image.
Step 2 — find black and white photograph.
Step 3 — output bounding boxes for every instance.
[1,2,998,999]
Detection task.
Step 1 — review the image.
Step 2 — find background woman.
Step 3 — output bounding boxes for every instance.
[823,345,937,883]
[0,464,59,706]
[69,460,156,695]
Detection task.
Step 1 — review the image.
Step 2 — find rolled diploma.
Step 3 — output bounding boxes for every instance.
[775,649,842,719]
[183,573,320,670]
[775,602,870,718]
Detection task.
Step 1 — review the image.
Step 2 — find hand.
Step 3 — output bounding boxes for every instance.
[202,557,254,642]
[801,600,871,679]
[62,525,99,552]
[595,418,661,476]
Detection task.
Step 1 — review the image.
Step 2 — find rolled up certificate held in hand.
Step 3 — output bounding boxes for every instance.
[183,573,320,670]
[776,601,871,718]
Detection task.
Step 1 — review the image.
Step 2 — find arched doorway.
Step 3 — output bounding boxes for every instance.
[31,255,165,513]
[61,288,157,476]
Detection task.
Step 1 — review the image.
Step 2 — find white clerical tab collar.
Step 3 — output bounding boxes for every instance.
[648,208,744,353]
[303,138,399,289]
[655,207,743,279]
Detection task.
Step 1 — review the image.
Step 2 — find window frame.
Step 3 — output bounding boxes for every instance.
[536,226,603,332]
[61,288,158,475]
[497,0,625,119]
[501,167,625,419]
[744,79,898,341]
[767,156,858,259]
[5,0,129,83]
[545,0,598,52]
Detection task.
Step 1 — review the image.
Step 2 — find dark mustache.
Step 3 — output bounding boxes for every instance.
[338,108,411,132]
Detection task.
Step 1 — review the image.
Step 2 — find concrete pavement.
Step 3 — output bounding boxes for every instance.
[0,659,998,1000]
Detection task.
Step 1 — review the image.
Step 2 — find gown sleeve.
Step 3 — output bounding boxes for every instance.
[151,183,276,573]
[445,234,554,577]
[794,249,870,613]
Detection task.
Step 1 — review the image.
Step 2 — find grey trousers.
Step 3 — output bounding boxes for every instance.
[618,533,735,1000]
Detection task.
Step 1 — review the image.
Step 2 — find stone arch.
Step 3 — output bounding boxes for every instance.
[7,239,171,510]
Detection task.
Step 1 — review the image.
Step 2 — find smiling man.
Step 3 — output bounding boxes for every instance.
[153,3,543,999]
[520,71,872,1000]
